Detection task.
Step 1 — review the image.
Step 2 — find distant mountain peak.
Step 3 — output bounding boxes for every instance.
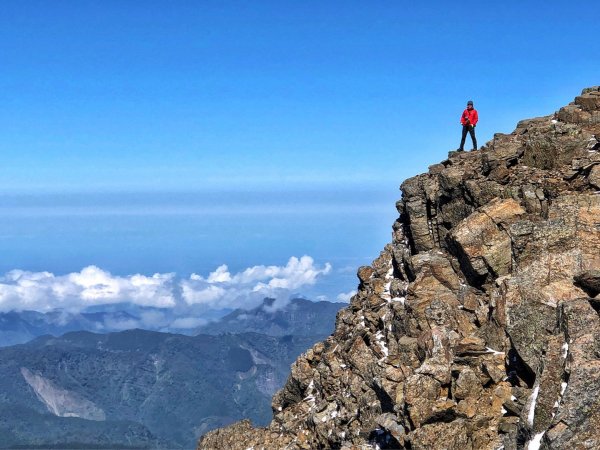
[195,297,345,337]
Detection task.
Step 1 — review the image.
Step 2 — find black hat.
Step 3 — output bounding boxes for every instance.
[467,100,474,106]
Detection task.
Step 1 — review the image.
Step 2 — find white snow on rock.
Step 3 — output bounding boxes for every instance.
[562,342,569,359]
[382,281,392,301]
[527,431,546,450]
[527,384,540,426]
[485,347,505,355]
[385,265,394,280]
[561,381,568,396]
[304,379,316,404]
[375,330,389,358]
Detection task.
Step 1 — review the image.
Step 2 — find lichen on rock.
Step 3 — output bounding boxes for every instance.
[198,87,600,450]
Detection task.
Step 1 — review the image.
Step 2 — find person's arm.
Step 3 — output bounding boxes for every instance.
[471,110,479,126]
[460,110,467,125]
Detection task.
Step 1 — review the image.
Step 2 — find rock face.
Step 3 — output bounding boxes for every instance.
[198,87,600,450]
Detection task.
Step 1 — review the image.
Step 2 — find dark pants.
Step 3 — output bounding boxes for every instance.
[459,125,477,150]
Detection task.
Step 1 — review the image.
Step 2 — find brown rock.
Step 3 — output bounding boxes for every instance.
[449,198,525,281]
[589,164,600,189]
[198,88,600,450]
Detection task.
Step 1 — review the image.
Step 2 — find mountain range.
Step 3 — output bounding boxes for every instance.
[0,306,235,348]
[0,299,344,448]
[195,297,344,336]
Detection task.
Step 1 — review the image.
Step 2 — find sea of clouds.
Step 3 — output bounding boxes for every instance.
[0,256,342,331]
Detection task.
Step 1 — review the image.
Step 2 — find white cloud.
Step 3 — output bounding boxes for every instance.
[170,317,208,329]
[102,317,141,331]
[336,290,357,303]
[0,256,333,319]
[0,266,176,312]
[206,265,232,283]
[181,284,227,305]
[181,256,332,309]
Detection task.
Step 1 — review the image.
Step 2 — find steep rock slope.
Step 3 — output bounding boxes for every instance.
[199,87,600,450]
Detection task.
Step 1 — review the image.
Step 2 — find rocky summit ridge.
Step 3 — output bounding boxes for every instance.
[199,87,600,450]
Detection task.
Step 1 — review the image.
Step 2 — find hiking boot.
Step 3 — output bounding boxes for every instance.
[456,148,464,152]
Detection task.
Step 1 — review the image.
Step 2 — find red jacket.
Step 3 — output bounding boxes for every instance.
[460,108,478,126]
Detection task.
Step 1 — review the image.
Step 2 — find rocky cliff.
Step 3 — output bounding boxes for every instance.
[198,87,600,450]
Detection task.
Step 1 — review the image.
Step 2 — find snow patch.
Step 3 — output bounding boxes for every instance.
[304,379,317,405]
[485,347,505,355]
[527,384,540,426]
[382,281,392,301]
[391,296,405,304]
[562,342,569,359]
[375,330,389,358]
[561,381,568,396]
[385,265,394,280]
[527,431,545,450]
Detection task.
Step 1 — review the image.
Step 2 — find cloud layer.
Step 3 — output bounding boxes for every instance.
[0,266,177,312]
[181,256,332,309]
[0,256,333,329]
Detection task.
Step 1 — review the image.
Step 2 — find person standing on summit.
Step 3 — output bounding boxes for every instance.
[457,100,478,151]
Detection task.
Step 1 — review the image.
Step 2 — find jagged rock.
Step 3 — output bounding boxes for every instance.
[409,420,471,450]
[198,87,600,450]
[589,164,600,189]
[453,367,482,400]
[545,299,600,448]
[449,198,525,282]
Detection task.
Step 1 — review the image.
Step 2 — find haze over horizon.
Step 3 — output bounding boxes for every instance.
[0,1,598,325]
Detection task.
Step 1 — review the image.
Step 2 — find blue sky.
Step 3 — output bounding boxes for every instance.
[0,1,598,322]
